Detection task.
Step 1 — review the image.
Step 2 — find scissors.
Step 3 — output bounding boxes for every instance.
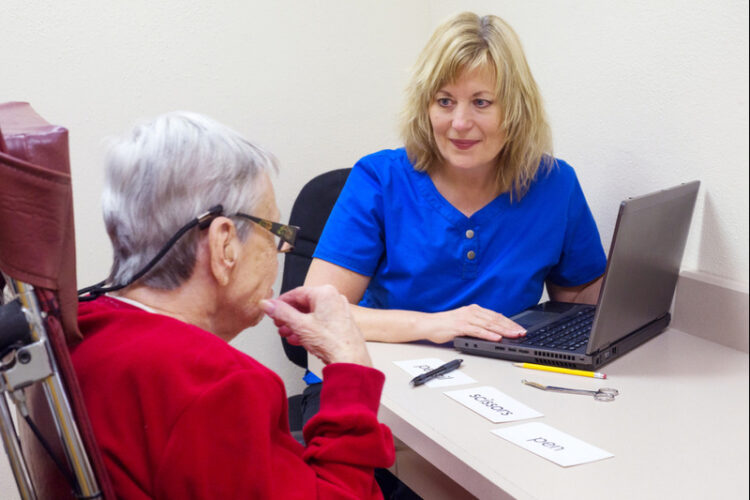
[522,379,619,402]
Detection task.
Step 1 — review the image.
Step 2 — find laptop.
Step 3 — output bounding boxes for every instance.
[454,181,700,370]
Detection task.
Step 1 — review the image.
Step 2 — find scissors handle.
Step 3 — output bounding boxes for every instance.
[594,388,619,402]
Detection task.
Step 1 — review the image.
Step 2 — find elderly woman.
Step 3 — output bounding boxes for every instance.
[72,112,394,499]
[305,12,607,344]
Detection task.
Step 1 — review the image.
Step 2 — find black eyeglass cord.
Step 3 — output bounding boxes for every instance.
[77,205,224,301]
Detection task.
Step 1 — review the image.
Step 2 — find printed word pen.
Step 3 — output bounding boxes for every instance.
[411,359,463,386]
[513,362,606,379]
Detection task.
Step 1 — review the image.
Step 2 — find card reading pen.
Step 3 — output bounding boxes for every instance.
[410,359,463,386]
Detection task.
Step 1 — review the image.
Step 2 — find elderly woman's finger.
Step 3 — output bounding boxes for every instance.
[260,298,307,329]
[274,288,313,313]
[283,332,303,345]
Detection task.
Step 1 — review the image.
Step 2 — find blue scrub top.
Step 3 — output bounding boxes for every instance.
[313,148,606,317]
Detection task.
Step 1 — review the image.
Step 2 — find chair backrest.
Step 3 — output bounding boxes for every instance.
[280,168,351,369]
[0,102,115,499]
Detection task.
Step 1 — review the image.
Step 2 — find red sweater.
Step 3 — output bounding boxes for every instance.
[72,296,394,499]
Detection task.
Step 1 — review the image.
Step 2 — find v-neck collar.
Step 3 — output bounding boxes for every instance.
[412,168,509,227]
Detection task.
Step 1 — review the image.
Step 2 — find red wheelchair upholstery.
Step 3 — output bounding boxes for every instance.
[0,102,114,499]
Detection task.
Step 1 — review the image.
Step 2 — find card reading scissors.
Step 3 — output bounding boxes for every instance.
[522,379,619,402]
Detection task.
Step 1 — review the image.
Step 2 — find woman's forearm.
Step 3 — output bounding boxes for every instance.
[350,304,436,343]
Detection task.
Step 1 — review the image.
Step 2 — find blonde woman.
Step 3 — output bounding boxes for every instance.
[306,12,606,344]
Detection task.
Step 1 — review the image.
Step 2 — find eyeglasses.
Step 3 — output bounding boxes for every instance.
[194,205,298,253]
[232,213,299,253]
[79,204,299,300]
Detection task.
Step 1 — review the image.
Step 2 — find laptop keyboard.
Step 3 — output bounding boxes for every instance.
[517,307,596,351]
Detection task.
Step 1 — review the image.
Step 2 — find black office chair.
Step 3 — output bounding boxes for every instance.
[280,167,422,500]
[281,168,351,433]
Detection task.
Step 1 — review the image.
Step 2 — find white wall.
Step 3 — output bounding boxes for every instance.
[2,0,432,399]
[1,1,748,494]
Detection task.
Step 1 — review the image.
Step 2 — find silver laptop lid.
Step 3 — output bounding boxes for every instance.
[586,181,700,353]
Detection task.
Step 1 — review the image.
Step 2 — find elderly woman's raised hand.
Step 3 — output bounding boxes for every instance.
[261,285,373,367]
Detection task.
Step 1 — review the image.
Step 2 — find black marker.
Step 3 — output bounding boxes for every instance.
[410,359,464,386]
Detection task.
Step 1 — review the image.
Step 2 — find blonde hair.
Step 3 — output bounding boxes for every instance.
[400,12,554,200]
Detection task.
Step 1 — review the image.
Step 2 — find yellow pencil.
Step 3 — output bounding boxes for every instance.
[513,362,607,379]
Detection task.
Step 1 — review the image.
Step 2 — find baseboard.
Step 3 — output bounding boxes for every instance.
[672,270,749,353]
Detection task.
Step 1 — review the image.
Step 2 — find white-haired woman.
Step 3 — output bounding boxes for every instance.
[73,112,394,499]
[306,12,607,344]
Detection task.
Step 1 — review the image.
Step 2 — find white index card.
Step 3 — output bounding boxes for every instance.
[393,358,475,387]
[443,386,543,423]
[493,422,614,467]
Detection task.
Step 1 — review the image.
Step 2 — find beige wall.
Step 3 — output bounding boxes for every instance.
[1,1,748,495]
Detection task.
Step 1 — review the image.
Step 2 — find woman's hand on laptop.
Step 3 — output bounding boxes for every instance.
[427,304,526,344]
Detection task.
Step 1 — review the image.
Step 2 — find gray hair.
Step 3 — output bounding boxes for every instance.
[102,111,277,290]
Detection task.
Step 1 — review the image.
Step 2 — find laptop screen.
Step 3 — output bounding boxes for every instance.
[587,181,700,353]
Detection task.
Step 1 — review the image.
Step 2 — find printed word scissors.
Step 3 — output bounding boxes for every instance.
[522,379,619,402]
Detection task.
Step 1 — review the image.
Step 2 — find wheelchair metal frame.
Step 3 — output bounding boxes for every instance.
[1,274,101,500]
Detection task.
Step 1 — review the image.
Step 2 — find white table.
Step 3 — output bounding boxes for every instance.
[316,329,749,499]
